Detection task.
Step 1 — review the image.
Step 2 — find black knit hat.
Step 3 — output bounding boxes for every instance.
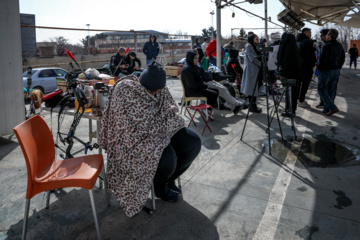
[140,60,166,92]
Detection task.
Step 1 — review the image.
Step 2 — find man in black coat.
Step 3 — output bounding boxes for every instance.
[317,29,345,116]
[120,51,142,76]
[296,28,316,108]
[277,32,302,116]
[110,47,126,76]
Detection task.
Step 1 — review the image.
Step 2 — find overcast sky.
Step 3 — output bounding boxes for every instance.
[20,0,321,42]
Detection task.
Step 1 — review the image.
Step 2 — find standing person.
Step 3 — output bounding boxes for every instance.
[206,34,224,67]
[277,32,302,117]
[109,47,126,76]
[316,28,329,109]
[226,48,243,81]
[142,34,160,66]
[226,48,244,97]
[241,34,262,113]
[296,28,316,108]
[99,61,201,217]
[192,37,205,63]
[317,29,345,116]
[348,43,359,69]
[201,37,210,70]
[201,37,210,55]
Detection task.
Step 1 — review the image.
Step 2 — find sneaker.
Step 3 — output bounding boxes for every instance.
[233,104,243,115]
[316,102,324,109]
[326,109,339,116]
[281,111,296,118]
[160,188,179,203]
[298,101,311,108]
[249,106,262,113]
[168,181,182,194]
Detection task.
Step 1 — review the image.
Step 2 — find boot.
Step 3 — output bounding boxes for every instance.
[249,96,262,113]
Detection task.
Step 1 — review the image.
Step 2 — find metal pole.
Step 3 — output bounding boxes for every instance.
[210,10,215,39]
[216,0,221,67]
[86,24,90,54]
[264,0,268,42]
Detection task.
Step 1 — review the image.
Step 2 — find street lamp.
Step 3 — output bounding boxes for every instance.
[86,24,90,50]
[210,10,215,38]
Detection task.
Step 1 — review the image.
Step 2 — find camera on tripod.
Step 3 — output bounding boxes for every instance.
[256,44,273,53]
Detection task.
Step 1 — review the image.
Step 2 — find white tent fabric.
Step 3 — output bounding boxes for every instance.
[279,0,360,27]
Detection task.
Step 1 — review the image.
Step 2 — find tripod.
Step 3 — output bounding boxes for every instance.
[240,50,284,155]
[266,76,297,141]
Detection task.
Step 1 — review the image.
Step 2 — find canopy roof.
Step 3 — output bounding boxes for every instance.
[279,0,360,27]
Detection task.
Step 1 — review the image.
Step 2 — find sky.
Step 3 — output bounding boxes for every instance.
[19,0,321,43]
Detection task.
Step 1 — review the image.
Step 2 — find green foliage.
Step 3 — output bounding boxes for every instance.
[201,27,216,38]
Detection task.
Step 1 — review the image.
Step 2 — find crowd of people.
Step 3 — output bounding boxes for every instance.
[102,29,352,217]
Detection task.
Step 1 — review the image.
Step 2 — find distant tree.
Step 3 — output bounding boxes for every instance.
[239,28,247,38]
[201,27,216,38]
[50,36,70,56]
[81,36,96,48]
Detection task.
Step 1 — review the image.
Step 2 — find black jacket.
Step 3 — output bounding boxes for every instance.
[348,47,359,58]
[110,52,124,76]
[277,32,302,84]
[318,40,345,71]
[296,33,316,70]
[226,49,243,81]
[121,53,142,74]
[180,51,208,96]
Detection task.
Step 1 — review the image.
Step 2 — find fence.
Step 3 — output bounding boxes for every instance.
[21,25,193,72]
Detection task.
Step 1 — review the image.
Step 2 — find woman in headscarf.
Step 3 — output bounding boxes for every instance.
[99,61,201,217]
[241,34,262,113]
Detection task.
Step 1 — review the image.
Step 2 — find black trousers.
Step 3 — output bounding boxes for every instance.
[189,88,219,107]
[299,68,313,103]
[285,85,299,113]
[153,127,201,198]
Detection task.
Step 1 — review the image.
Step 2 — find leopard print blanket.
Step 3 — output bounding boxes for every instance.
[99,75,185,217]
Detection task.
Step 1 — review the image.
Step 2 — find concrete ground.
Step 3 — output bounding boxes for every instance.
[1,66,359,240]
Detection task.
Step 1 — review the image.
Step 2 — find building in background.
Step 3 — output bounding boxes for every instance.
[20,13,36,57]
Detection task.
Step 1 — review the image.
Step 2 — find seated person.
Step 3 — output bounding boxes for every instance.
[181,51,219,119]
[118,51,143,77]
[182,51,243,115]
[109,47,126,76]
[99,60,201,217]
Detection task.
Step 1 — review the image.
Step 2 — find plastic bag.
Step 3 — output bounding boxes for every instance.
[85,68,100,79]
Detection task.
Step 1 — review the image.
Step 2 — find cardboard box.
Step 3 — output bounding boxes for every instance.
[164,66,178,77]
[56,80,67,92]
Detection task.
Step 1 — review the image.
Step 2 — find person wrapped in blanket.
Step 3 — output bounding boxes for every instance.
[99,61,201,217]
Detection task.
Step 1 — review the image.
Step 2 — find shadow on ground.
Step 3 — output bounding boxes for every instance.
[6,188,219,240]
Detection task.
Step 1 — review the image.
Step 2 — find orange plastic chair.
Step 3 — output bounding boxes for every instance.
[13,115,103,240]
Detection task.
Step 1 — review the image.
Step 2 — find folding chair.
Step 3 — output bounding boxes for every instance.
[13,115,103,240]
[186,103,213,135]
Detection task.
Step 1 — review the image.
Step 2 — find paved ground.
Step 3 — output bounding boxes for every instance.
[1,66,359,240]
